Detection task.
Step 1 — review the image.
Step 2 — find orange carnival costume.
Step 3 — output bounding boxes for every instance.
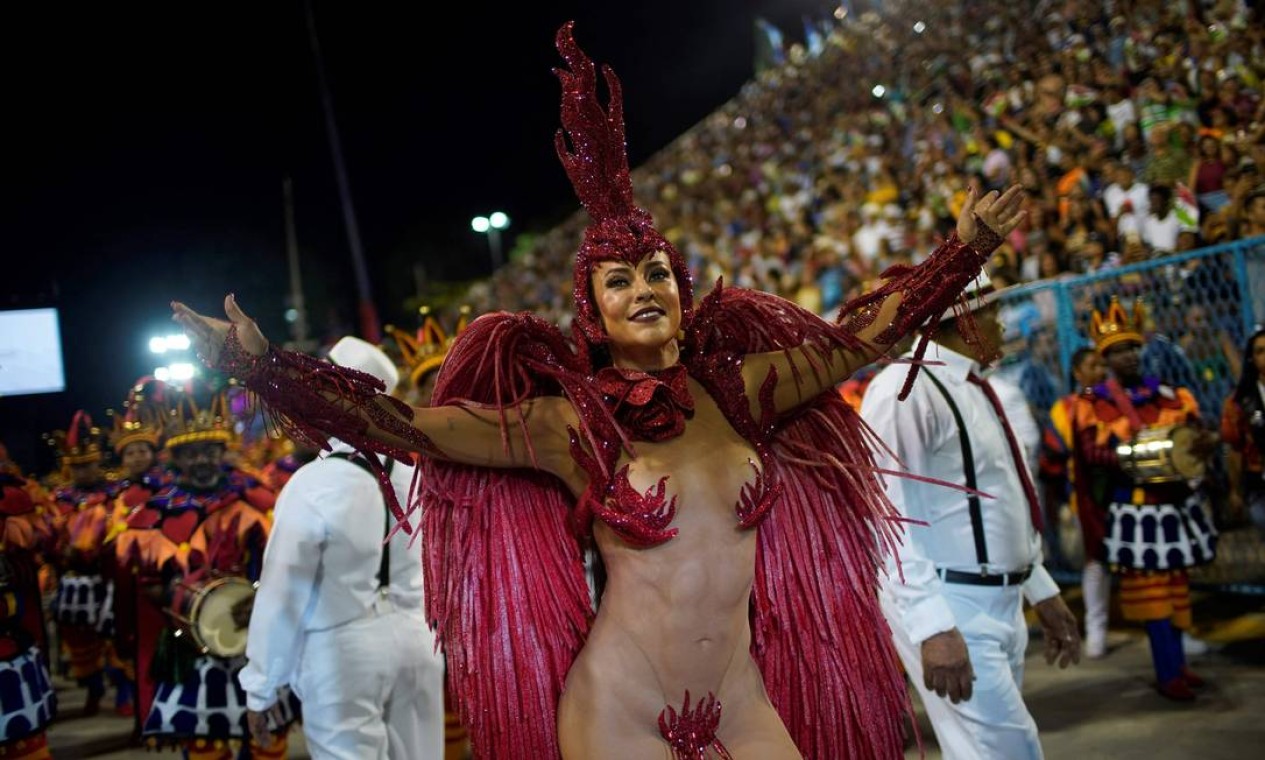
[102,378,173,716]
[113,393,296,757]
[45,411,123,714]
[0,468,57,760]
[1073,298,1216,699]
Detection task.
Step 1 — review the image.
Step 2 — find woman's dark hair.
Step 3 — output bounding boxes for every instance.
[1234,328,1265,404]
[1069,346,1097,391]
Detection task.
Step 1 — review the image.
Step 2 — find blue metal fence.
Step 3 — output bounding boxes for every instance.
[991,236,1265,588]
[993,236,1265,427]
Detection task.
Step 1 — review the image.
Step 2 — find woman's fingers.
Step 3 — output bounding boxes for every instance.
[993,184,1025,215]
[960,184,979,218]
[225,293,251,325]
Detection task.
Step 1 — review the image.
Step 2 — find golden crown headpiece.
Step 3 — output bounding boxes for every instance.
[162,389,236,450]
[45,410,104,465]
[1090,296,1146,353]
[108,376,166,454]
[386,305,472,389]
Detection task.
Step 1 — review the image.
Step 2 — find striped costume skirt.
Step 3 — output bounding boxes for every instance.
[53,574,114,635]
[0,646,57,742]
[143,655,299,744]
[1103,492,1217,572]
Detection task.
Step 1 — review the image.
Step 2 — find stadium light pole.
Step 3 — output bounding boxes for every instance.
[472,211,511,270]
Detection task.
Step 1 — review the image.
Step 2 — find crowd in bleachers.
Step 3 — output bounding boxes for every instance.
[462,0,1265,330]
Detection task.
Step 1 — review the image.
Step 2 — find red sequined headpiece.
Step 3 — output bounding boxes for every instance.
[553,22,693,353]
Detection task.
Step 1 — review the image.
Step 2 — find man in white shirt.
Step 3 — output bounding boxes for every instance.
[861,274,1080,760]
[238,337,444,759]
[1137,185,1197,255]
[1102,162,1150,221]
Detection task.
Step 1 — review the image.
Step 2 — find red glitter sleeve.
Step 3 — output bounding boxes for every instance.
[838,225,1000,400]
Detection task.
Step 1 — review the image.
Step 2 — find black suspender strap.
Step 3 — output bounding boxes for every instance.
[326,452,396,589]
[923,371,989,566]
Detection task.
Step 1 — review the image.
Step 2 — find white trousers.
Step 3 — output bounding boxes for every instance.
[882,585,1043,760]
[1081,560,1110,651]
[294,601,444,760]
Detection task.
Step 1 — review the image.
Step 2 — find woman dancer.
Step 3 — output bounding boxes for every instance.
[173,23,1025,760]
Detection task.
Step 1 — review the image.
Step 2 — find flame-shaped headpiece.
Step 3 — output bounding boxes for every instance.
[553,21,693,353]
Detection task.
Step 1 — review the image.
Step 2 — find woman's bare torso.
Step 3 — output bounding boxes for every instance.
[556,378,800,758]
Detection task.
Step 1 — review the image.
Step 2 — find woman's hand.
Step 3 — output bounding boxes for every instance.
[956,184,1027,246]
[171,295,268,369]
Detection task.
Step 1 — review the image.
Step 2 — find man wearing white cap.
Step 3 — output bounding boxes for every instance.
[238,336,444,759]
[860,273,1081,759]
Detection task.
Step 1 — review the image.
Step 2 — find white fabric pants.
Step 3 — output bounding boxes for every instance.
[294,600,444,760]
[1081,560,1110,653]
[882,584,1042,760]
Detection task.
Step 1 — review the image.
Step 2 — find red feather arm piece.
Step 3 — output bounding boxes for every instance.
[687,287,912,759]
[417,312,613,760]
[838,227,1001,400]
[220,326,441,530]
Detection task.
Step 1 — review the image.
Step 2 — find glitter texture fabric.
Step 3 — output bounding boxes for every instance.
[838,226,1003,400]
[593,365,694,442]
[657,691,733,760]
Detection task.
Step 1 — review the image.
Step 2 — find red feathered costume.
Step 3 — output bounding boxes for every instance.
[210,23,1002,759]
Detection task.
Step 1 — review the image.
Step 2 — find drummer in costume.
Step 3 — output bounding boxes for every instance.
[101,378,172,718]
[1073,297,1219,701]
[114,392,297,757]
[1040,348,1111,657]
[46,411,123,716]
[1,464,58,759]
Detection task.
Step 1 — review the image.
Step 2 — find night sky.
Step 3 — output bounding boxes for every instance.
[3,0,835,471]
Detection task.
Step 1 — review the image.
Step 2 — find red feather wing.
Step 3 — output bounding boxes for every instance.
[418,312,605,760]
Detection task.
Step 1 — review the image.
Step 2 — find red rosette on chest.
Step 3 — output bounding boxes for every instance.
[595,364,694,443]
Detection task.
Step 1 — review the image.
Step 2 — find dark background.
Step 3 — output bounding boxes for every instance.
[2,0,836,472]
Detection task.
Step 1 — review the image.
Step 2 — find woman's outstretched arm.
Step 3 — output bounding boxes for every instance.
[172,297,579,478]
[741,184,1027,418]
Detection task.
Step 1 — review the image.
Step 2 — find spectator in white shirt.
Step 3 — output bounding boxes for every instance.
[861,273,1080,760]
[238,337,444,759]
[1102,161,1151,221]
[1139,185,1197,255]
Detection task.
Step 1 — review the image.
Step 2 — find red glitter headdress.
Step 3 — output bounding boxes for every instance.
[554,22,693,353]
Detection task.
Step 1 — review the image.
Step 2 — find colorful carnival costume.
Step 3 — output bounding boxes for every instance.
[100,377,172,717]
[113,395,296,757]
[1073,298,1217,700]
[0,471,57,760]
[1042,368,1113,657]
[46,411,122,714]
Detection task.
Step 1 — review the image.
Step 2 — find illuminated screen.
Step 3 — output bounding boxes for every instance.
[0,308,66,396]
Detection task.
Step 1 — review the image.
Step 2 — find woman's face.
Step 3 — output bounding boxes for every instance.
[121,441,155,478]
[1073,351,1107,389]
[591,251,682,366]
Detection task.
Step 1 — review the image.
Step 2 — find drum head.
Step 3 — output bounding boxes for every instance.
[193,578,254,658]
[1168,425,1207,480]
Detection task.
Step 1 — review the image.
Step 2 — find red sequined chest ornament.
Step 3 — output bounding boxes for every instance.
[594,364,694,443]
